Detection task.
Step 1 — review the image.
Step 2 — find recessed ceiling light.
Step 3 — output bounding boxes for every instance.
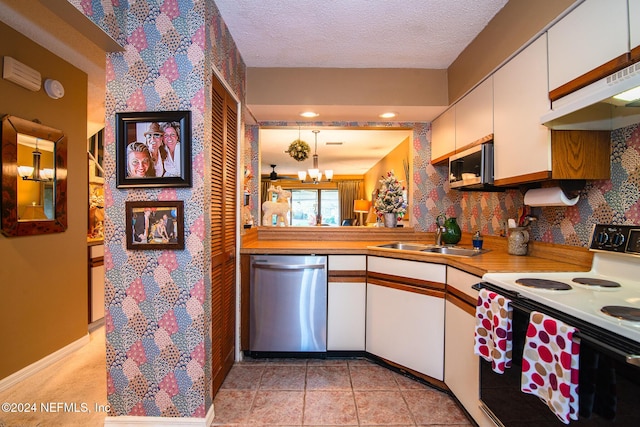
[300,111,319,118]
[379,112,397,119]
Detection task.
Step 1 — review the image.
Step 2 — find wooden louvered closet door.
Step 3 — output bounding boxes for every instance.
[211,75,237,395]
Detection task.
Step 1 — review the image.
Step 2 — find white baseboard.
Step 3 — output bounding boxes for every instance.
[0,333,90,393]
[104,404,215,427]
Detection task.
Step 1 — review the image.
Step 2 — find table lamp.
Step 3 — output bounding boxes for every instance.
[353,199,371,226]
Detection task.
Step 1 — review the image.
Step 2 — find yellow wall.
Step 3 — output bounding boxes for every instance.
[364,137,410,206]
[0,22,89,380]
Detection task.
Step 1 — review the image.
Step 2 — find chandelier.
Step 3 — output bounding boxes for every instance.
[17,138,54,182]
[298,130,333,183]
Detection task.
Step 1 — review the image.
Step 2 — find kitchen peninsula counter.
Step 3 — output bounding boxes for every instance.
[240,226,593,277]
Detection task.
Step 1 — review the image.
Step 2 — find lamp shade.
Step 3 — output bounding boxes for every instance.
[353,199,371,213]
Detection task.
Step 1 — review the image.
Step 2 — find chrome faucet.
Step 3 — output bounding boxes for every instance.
[435,224,446,246]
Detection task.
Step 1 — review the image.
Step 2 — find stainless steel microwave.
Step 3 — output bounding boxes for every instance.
[448,142,494,190]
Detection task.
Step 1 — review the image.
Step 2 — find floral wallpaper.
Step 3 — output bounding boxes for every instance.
[75,0,245,418]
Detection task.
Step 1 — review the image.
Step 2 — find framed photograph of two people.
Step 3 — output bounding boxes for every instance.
[125,200,185,250]
[116,110,192,188]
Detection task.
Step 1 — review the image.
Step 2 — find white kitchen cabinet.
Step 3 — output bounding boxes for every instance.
[631,0,640,53]
[455,77,493,149]
[327,255,366,351]
[493,35,551,184]
[366,256,446,380]
[431,106,455,163]
[444,267,494,427]
[548,0,629,92]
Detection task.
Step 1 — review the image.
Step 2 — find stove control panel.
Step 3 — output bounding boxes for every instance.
[590,224,640,255]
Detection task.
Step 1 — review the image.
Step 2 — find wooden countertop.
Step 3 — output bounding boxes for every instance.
[240,227,593,277]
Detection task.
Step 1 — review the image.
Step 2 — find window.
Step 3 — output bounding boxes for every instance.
[289,189,339,226]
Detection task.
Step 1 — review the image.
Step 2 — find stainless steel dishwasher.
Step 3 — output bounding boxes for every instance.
[250,255,327,353]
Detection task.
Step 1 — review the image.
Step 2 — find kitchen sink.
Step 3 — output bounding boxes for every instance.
[375,242,430,251]
[420,246,486,257]
[373,242,487,257]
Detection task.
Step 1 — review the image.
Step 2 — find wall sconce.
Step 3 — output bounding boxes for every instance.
[353,199,371,226]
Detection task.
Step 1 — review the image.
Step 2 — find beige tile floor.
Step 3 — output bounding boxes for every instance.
[212,358,473,426]
[0,327,471,427]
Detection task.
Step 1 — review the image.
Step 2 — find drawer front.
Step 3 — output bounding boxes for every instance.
[368,256,446,283]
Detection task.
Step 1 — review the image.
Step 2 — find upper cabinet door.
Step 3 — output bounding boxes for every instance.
[548,0,629,93]
[431,106,455,163]
[454,76,493,150]
[630,0,640,59]
[494,35,551,184]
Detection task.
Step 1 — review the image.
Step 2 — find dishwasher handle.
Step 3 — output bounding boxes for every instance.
[252,262,326,271]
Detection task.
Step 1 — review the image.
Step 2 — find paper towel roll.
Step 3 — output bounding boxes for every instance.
[524,187,579,207]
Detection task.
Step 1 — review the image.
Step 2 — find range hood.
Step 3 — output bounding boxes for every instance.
[542,61,640,130]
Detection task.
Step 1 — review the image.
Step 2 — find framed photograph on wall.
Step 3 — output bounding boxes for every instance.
[116,111,192,188]
[125,200,184,250]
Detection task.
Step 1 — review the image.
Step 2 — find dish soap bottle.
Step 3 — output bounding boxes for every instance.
[472,231,483,250]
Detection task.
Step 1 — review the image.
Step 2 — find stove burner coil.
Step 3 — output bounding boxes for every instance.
[515,278,573,290]
[572,277,621,288]
[600,305,640,322]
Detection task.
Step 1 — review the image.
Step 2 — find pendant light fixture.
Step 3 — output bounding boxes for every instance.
[17,138,54,182]
[298,130,333,184]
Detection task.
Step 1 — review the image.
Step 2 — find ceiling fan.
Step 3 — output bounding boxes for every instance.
[269,164,279,181]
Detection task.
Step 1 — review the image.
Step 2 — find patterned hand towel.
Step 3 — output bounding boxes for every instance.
[521,311,580,424]
[473,288,513,374]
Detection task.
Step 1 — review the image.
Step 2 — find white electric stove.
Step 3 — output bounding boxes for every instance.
[478,224,640,426]
[483,224,640,346]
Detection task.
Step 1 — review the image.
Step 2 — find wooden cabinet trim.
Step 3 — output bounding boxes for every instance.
[446,286,477,307]
[494,171,551,187]
[446,293,476,316]
[367,271,445,291]
[329,275,366,283]
[431,153,451,166]
[454,134,493,155]
[631,46,640,63]
[549,53,630,101]
[328,270,366,279]
[89,256,104,267]
[368,275,445,298]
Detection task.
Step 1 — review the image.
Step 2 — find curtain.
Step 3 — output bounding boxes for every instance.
[260,180,271,206]
[337,180,363,224]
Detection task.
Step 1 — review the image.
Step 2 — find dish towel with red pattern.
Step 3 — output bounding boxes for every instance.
[473,288,513,374]
[521,311,580,425]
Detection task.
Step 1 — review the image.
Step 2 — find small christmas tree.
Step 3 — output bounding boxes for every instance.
[374,170,406,218]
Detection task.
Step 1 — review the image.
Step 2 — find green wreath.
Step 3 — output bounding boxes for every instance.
[286,139,310,162]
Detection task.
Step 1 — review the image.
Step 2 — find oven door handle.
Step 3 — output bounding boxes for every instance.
[576,333,640,367]
[626,355,640,367]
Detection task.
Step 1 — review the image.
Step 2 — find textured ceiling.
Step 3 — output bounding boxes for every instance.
[215,0,508,175]
[215,0,508,68]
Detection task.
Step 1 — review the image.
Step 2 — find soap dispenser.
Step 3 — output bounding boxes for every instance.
[472,231,483,250]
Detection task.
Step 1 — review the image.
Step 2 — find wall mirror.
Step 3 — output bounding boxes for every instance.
[1,115,67,237]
